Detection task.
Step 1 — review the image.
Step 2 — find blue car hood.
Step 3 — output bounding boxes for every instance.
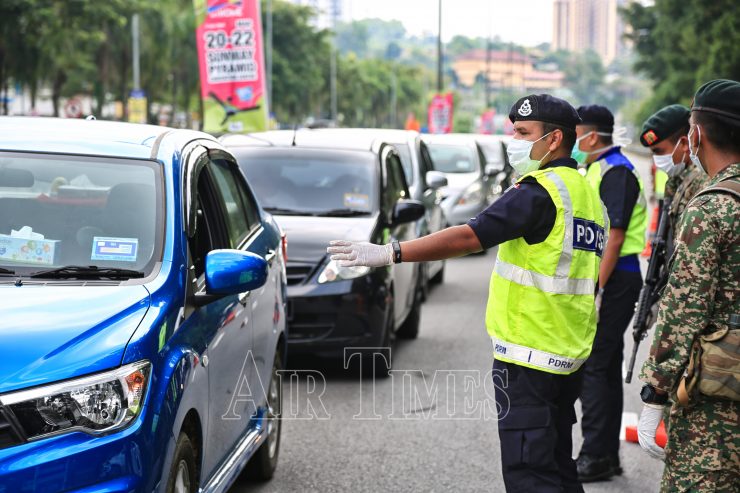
[0,284,150,394]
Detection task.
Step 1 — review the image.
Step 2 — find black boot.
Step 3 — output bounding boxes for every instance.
[609,455,623,476]
[576,454,614,482]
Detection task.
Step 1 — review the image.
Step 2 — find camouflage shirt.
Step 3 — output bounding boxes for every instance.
[641,162,740,392]
[664,163,710,239]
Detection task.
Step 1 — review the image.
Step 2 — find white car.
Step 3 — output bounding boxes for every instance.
[421,133,496,226]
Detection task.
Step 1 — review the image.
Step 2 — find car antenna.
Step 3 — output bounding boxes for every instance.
[291,124,298,146]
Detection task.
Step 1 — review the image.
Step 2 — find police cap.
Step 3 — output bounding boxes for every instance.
[509,94,581,130]
[640,104,690,147]
[576,105,614,132]
[691,79,740,125]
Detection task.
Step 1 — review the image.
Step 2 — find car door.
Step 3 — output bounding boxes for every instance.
[419,140,445,233]
[383,147,416,326]
[210,154,281,402]
[475,142,494,205]
[185,152,256,479]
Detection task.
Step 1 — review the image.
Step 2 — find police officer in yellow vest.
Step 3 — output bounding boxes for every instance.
[328,94,607,492]
[571,105,648,482]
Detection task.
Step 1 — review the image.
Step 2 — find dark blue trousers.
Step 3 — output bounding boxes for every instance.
[494,359,584,493]
[579,269,642,458]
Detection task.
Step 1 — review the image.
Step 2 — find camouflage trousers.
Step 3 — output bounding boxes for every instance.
[660,397,740,492]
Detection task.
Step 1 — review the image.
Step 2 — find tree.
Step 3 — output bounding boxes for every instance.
[621,0,740,123]
[264,0,331,124]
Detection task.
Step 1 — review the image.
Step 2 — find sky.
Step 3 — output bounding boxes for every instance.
[346,0,553,46]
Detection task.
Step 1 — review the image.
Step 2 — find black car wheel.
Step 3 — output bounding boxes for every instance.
[420,262,431,302]
[244,348,283,481]
[166,433,198,493]
[397,271,422,340]
[430,261,445,285]
[366,296,394,378]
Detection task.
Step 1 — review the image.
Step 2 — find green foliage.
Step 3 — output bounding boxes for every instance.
[0,0,436,128]
[621,0,740,124]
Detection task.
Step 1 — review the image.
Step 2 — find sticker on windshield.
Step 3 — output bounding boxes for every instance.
[91,237,139,262]
[343,193,370,210]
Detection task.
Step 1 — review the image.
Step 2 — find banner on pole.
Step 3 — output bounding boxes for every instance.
[127,90,147,124]
[479,109,496,135]
[428,93,454,134]
[194,0,269,134]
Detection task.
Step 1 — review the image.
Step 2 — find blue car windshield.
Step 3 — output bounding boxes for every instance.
[0,153,164,278]
[427,144,478,174]
[234,148,378,216]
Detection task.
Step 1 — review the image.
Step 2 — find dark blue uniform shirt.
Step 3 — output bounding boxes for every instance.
[467,157,577,248]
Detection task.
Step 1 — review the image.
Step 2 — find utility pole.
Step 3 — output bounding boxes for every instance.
[436,0,443,93]
[132,14,141,91]
[390,70,397,128]
[330,0,338,122]
[266,0,273,111]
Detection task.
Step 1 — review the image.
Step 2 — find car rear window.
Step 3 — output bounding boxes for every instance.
[233,148,378,216]
[427,144,478,173]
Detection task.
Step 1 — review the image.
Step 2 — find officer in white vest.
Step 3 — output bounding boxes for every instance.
[328,94,607,492]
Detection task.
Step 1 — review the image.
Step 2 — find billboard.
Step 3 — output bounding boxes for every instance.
[194,0,269,133]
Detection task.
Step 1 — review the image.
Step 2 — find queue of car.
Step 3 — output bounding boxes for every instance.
[0,117,508,492]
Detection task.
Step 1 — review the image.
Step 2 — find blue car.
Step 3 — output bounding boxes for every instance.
[0,117,287,492]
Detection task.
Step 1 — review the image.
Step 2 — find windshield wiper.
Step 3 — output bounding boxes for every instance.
[0,267,15,276]
[263,207,316,216]
[319,208,371,217]
[29,265,145,280]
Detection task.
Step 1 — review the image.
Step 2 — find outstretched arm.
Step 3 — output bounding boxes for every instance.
[327,225,482,267]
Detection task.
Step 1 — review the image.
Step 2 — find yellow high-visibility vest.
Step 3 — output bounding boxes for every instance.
[487,166,608,374]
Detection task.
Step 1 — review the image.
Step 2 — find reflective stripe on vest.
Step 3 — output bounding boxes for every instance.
[491,338,587,374]
[492,171,605,296]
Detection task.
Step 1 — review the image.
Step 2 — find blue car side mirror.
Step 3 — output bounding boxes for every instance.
[205,250,268,296]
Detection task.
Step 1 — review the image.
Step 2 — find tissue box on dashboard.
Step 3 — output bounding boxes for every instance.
[0,235,60,266]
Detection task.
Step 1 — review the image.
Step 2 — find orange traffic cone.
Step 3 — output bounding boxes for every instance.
[642,206,660,257]
[625,420,667,448]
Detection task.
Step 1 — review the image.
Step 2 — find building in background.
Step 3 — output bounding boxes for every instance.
[452,50,565,91]
[552,0,628,65]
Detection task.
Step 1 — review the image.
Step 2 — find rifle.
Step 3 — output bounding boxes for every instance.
[625,197,673,383]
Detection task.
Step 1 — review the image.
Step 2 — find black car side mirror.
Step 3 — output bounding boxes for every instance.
[392,200,425,225]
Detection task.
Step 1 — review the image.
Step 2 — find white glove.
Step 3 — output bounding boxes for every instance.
[637,403,666,461]
[327,240,393,268]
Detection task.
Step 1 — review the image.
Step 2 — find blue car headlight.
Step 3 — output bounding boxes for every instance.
[0,360,151,441]
[317,259,370,283]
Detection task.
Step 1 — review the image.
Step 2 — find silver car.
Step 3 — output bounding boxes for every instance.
[421,133,495,226]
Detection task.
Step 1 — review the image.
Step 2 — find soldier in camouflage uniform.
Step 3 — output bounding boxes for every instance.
[640,104,710,253]
[637,79,740,492]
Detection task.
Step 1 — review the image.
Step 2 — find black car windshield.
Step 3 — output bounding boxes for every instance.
[0,152,163,278]
[234,148,378,216]
[427,144,478,173]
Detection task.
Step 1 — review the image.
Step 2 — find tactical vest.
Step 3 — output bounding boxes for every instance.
[585,150,648,256]
[487,166,608,375]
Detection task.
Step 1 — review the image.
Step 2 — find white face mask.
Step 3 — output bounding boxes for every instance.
[507,132,552,176]
[653,139,685,177]
[688,125,707,176]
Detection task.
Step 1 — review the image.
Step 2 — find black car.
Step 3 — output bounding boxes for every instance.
[221,130,426,374]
